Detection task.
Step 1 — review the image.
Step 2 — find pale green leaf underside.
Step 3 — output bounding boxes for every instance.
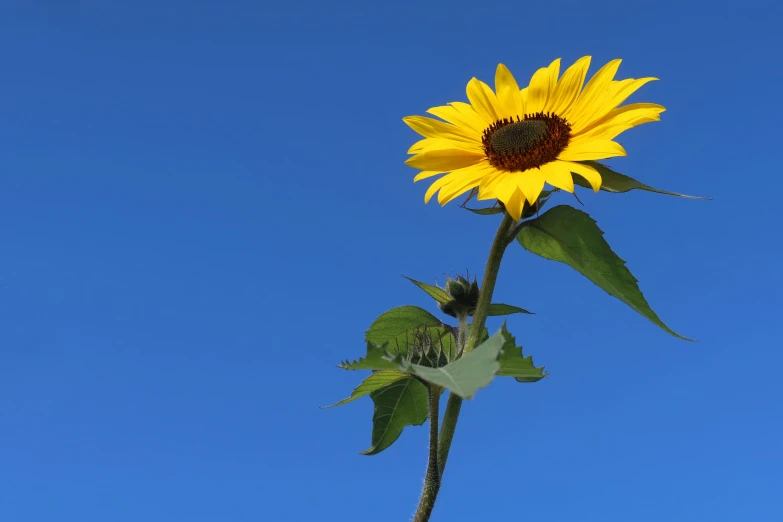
[342,326,544,398]
[339,339,497,398]
[361,376,428,455]
[408,329,505,398]
[323,370,408,408]
[574,161,709,200]
[517,205,693,341]
[487,303,534,316]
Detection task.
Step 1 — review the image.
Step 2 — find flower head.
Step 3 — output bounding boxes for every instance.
[404,57,664,220]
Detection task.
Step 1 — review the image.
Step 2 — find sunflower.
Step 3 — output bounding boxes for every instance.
[403,57,665,220]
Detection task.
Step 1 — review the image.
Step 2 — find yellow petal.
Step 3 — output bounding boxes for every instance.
[557,140,627,162]
[574,77,658,132]
[408,137,484,155]
[403,115,480,142]
[495,64,523,119]
[525,63,554,114]
[413,170,444,182]
[408,138,428,154]
[546,56,591,116]
[517,168,546,204]
[566,59,621,127]
[466,77,501,124]
[490,172,525,216]
[519,87,529,111]
[438,163,494,205]
[406,148,485,171]
[562,161,602,192]
[502,188,526,221]
[477,169,507,200]
[540,161,574,192]
[548,58,561,94]
[427,104,487,135]
[424,173,454,203]
[607,77,659,109]
[574,103,665,139]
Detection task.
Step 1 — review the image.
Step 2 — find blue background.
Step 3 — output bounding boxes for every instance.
[1,1,780,521]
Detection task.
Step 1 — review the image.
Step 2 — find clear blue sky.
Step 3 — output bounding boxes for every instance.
[1,1,780,521]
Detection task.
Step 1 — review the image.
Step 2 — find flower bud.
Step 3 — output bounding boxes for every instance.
[438,275,480,317]
[406,328,451,368]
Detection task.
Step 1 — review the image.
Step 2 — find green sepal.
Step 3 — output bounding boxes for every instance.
[573,161,709,199]
[465,206,504,216]
[360,376,429,455]
[517,205,693,341]
[323,370,408,408]
[487,303,534,316]
[403,276,451,304]
[521,189,555,219]
[406,275,483,318]
[466,189,554,218]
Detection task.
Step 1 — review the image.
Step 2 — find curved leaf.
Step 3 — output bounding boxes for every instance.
[573,161,709,199]
[339,341,402,371]
[403,276,451,304]
[365,306,442,342]
[517,205,693,341]
[496,328,547,383]
[466,206,504,215]
[360,377,428,455]
[339,329,497,398]
[487,303,534,316]
[323,370,408,408]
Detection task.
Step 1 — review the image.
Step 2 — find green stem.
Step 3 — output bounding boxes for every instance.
[414,213,517,519]
[456,312,468,358]
[412,385,441,522]
[464,213,516,353]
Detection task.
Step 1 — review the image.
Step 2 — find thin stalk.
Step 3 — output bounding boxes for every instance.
[412,385,441,522]
[413,213,517,520]
[456,312,468,358]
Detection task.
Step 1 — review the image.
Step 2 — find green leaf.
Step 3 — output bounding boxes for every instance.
[517,205,693,341]
[496,332,547,383]
[403,276,451,304]
[323,370,408,408]
[407,326,512,399]
[487,303,534,316]
[465,206,504,215]
[340,328,511,398]
[365,306,446,355]
[339,341,402,371]
[573,161,709,200]
[360,376,429,455]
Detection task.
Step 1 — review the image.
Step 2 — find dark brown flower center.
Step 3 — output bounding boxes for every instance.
[482,112,571,171]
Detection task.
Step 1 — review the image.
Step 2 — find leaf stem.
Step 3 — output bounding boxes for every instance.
[412,385,441,522]
[413,213,516,520]
[455,312,468,358]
